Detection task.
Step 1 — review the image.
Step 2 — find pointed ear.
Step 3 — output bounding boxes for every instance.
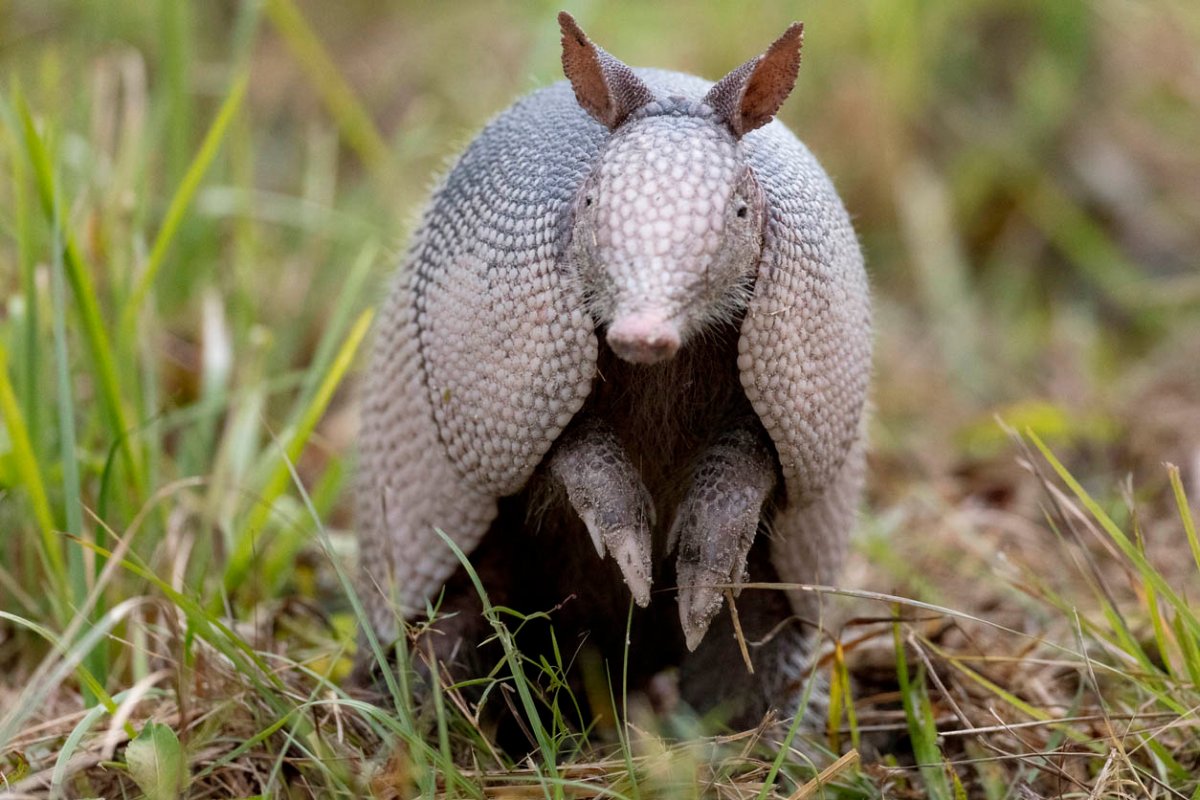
[558,11,655,129]
[704,22,804,138]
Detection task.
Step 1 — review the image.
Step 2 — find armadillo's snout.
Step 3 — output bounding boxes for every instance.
[606,312,681,365]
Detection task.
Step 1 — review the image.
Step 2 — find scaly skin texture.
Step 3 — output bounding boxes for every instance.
[356,17,871,725]
[670,423,777,652]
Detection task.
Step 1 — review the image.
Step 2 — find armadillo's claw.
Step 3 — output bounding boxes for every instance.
[584,520,606,558]
[678,569,726,651]
[571,504,653,606]
[604,527,653,607]
[547,418,657,609]
[669,425,777,651]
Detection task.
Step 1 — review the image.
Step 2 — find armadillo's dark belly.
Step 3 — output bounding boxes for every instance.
[450,321,780,702]
[584,320,765,540]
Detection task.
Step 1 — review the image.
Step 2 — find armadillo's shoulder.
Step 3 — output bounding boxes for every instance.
[356,80,615,623]
[737,114,872,505]
[408,80,604,498]
[437,80,607,205]
[742,122,867,294]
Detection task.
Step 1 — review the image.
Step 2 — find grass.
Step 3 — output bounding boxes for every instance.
[1,0,1199,796]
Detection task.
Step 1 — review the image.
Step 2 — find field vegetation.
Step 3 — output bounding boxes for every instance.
[1,1,1198,796]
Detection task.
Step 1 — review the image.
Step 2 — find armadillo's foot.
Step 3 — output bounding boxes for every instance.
[671,425,777,651]
[548,418,655,607]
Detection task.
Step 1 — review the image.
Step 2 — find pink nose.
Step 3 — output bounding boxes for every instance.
[606,313,681,364]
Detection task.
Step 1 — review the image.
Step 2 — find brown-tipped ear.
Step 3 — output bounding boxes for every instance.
[558,11,655,129]
[704,22,804,138]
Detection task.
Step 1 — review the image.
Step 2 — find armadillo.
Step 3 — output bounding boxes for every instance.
[356,13,871,724]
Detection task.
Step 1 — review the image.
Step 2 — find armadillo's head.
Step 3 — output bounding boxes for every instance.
[558,13,803,365]
[568,106,766,364]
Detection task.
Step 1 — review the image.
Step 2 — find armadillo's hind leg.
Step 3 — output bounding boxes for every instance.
[671,423,777,652]
[547,417,655,607]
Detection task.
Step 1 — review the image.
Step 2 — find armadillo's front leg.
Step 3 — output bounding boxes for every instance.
[547,418,655,607]
[671,423,777,651]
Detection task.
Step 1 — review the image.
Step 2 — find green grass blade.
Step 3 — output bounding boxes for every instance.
[429,650,454,780]
[0,606,128,748]
[942,657,1093,745]
[1172,610,1200,687]
[1029,431,1200,642]
[77,539,286,697]
[950,767,968,800]
[5,92,41,455]
[1140,561,1176,681]
[47,181,103,695]
[263,0,390,170]
[436,528,561,792]
[613,601,640,800]
[755,660,821,800]
[15,90,147,505]
[120,72,249,338]
[269,412,445,795]
[50,688,148,793]
[284,241,377,425]
[0,341,63,587]
[221,308,373,603]
[826,646,846,752]
[1168,464,1200,576]
[893,609,950,800]
[833,639,860,753]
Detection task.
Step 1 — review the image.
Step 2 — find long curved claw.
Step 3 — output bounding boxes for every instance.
[677,566,727,651]
[671,487,762,651]
[548,419,657,607]
[604,526,653,607]
[571,503,653,607]
[673,496,756,652]
[670,425,777,651]
[577,508,607,558]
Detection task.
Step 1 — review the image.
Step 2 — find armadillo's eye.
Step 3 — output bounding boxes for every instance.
[585,196,593,207]
[736,204,748,218]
